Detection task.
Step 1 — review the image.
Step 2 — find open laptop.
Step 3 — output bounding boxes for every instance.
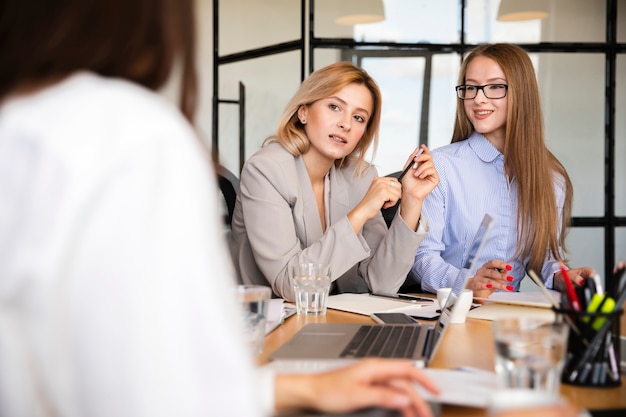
[268,213,494,370]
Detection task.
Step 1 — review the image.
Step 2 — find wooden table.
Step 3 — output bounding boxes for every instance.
[260,308,626,416]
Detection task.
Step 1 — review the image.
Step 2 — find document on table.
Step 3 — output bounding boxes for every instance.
[325,293,440,318]
[474,290,560,308]
[414,368,497,408]
[265,299,296,335]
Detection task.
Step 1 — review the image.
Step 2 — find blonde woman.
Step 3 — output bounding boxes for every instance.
[231,62,440,300]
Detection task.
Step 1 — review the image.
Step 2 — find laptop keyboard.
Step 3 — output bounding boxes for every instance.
[339,325,430,359]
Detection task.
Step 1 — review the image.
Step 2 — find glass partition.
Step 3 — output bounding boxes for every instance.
[218,0,301,55]
[218,51,302,174]
[467,0,605,44]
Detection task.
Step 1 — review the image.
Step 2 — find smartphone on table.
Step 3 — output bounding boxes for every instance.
[370,312,419,324]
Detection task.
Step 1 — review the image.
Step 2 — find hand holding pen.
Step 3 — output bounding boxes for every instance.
[396,145,439,200]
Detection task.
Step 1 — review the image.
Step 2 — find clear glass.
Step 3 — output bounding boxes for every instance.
[466,0,606,44]
[539,53,605,217]
[617,54,626,216]
[217,51,303,172]
[292,264,332,316]
[492,317,569,394]
[218,0,300,55]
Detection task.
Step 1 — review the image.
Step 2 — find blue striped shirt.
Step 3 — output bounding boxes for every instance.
[410,132,564,293]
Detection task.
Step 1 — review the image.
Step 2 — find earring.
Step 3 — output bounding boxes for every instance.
[300,118,307,125]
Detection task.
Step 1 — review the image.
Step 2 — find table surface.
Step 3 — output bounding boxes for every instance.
[259,304,626,417]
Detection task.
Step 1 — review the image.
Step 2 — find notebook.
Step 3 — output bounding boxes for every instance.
[268,213,494,371]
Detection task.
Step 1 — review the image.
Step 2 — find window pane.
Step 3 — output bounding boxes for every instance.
[315,0,460,43]
[617,227,626,263]
[619,0,626,43]
[566,228,605,280]
[218,52,303,171]
[467,0,606,44]
[362,57,425,176]
[539,53,605,217]
[617,54,626,216]
[218,0,300,55]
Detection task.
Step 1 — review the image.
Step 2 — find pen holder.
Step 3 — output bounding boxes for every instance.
[553,307,623,387]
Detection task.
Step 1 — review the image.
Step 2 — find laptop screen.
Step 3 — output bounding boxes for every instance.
[424,213,494,361]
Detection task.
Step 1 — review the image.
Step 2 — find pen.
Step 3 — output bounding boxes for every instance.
[397,147,424,182]
[560,262,581,312]
[528,269,583,339]
[369,292,433,304]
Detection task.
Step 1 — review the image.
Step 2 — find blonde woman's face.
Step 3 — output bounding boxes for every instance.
[298,83,373,165]
[463,56,508,150]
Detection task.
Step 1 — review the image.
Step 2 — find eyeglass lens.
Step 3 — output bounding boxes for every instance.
[456,84,507,99]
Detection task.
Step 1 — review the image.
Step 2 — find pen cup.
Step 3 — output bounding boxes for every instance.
[554,307,623,387]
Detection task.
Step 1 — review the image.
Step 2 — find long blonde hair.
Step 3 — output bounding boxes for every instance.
[266,61,382,174]
[452,43,572,273]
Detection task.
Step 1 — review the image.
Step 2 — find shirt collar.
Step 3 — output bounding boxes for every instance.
[468,131,502,163]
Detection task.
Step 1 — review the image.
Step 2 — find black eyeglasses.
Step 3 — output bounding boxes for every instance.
[455,84,508,100]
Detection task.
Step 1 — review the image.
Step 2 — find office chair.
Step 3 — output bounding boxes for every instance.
[381,171,401,228]
[217,165,239,227]
[381,171,423,293]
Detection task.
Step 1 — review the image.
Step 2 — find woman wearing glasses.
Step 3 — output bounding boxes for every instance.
[409,43,593,296]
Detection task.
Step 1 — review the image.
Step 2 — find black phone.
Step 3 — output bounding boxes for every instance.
[370,312,418,324]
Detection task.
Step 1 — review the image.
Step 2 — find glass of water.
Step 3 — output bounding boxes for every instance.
[235,285,271,354]
[292,263,331,316]
[492,317,569,394]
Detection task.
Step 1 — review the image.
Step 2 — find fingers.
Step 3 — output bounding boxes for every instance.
[470,261,514,292]
[325,360,437,417]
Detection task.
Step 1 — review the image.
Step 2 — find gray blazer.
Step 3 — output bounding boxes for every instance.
[230,143,427,301]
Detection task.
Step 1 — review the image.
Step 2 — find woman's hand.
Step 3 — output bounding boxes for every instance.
[274,359,440,417]
[553,266,595,291]
[399,145,440,201]
[347,173,403,233]
[466,260,514,297]
[398,145,440,229]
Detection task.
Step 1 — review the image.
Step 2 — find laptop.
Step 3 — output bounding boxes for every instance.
[268,213,494,370]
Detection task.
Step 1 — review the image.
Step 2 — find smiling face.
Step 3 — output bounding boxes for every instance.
[463,55,508,150]
[297,82,373,169]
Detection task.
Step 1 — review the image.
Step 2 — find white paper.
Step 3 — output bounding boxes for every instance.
[265,299,296,335]
[414,368,498,408]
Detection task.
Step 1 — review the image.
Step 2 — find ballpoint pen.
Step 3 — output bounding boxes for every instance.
[369,292,434,304]
[397,147,424,182]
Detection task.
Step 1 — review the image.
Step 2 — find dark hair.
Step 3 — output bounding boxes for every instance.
[0,0,197,121]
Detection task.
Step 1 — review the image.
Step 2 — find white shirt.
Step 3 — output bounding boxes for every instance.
[0,73,270,417]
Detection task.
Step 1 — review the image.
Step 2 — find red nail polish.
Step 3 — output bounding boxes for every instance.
[486,283,493,289]
[506,276,514,282]
[506,264,512,271]
[506,285,514,291]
